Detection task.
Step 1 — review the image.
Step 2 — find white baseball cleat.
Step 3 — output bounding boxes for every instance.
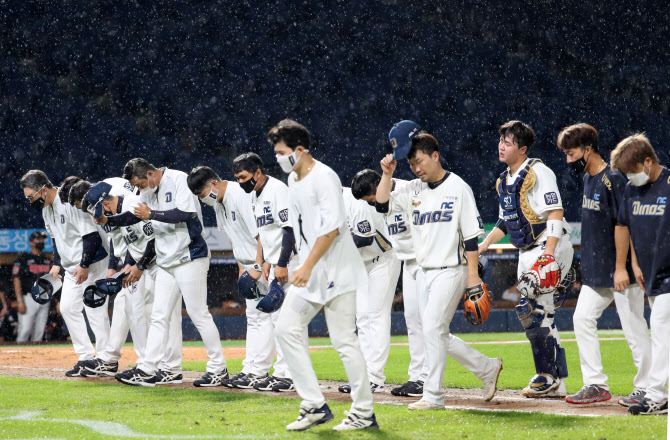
[482,358,503,401]
[408,399,445,410]
[286,404,334,431]
[522,374,565,397]
[332,411,379,431]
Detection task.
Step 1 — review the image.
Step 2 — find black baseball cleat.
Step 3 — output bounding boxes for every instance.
[115,367,157,387]
[253,375,283,391]
[194,369,230,387]
[628,398,668,415]
[155,370,183,385]
[79,358,118,377]
[391,380,424,397]
[272,378,296,392]
[222,372,246,388]
[233,373,268,389]
[339,382,384,394]
[65,361,88,377]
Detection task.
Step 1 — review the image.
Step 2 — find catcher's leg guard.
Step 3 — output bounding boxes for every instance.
[515,298,544,329]
[555,344,568,379]
[526,326,561,377]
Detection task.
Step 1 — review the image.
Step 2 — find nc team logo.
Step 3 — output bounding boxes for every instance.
[632,197,666,216]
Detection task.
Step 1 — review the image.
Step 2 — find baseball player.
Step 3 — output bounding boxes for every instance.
[376,123,502,410]
[340,183,401,394]
[232,152,297,392]
[479,120,573,398]
[97,159,227,387]
[19,172,110,376]
[269,119,378,431]
[557,124,652,405]
[351,168,427,397]
[187,165,279,390]
[13,231,52,342]
[72,179,183,384]
[611,134,670,416]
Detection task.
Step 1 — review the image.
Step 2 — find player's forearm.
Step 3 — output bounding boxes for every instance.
[303,229,339,270]
[614,225,630,270]
[630,239,639,267]
[376,174,393,205]
[149,208,194,224]
[0,292,7,309]
[80,232,103,268]
[13,277,23,301]
[136,239,156,270]
[106,211,142,226]
[543,209,564,256]
[277,227,295,268]
[466,250,480,278]
[255,236,264,266]
[482,227,505,247]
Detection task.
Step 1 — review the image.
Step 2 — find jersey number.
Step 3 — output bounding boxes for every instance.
[123,228,139,245]
[165,192,172,203]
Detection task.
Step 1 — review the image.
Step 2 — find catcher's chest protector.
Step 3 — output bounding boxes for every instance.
[496,158,546,249]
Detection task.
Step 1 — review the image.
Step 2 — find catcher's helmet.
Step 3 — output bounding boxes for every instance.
[83,285,107,308]
[30,274,62,305]
[256,280,285,313]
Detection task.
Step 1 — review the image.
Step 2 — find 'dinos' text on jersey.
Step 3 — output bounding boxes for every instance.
[256,206,274,227]
[387,214,407,235]
[582,193,601,211]
[632,197,667,216]
[413,202,454,225]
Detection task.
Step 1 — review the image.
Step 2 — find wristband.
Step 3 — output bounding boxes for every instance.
[252,263,263,272]
[546,220,563,239]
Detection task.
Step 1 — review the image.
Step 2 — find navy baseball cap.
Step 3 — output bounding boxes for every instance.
[389,120,421,160]
[85,181,113,219]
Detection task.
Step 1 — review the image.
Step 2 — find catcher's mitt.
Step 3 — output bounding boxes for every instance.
[463,283,493,326]
[518,254,561,299]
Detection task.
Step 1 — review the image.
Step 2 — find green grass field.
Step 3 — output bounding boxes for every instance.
[0,331,666,439]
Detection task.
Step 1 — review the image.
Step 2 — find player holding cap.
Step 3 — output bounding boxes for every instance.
[269,119,378,431]
[479,120,573,398]
[611,134,670,416]
[97,159,227,387]
[352,168,427,397]
[376,121,503,410]
[340,182,401,394]
[556,124,651,405]
[232,152,297,392]
[20,171,110,377]
[187,165,278,390]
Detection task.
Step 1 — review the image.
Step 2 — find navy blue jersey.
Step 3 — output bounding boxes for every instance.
[581,165,633,287]
[617,167,670,296]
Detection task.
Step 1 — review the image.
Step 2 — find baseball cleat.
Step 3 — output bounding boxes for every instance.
[155,370,183,385]
[332,411,379,431]
[408,399,445,410]
[482,358,503,402]
[253,375,283,392]
[80,358,118,377]
[272,378,296,392]
[65,361,89,377]
[338,382,384,394]
[628,398,668,415]
[115,367,157,387]
[194,369,230,387]
[338,383,351,394]
[286,404,334,431]
[391,380,424,397]
[222,372,246,388]
[565,385,612,404]
[619,388,646,407]
[232,372,268,389]
[522,374,564,397]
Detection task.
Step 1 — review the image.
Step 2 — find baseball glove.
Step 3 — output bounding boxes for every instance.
[463,283,493,326]
[518,254,561,299]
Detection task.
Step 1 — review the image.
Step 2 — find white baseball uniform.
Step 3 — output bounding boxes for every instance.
[343,187,401,387]
[251,176,297,379]
[275,160,373,417]
[43,191,110,361]
[215,181,274,377]
[389,172,500,406]
[134,168,225,375]
[384,178,426,383]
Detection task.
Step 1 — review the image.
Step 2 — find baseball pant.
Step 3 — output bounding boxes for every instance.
[574,284,651,390]
[266,259,299,379]
[645,294,670,404]
[356,252,401,386]
[402,258,427,383]
[60,259,110,361]
[276,289,374,417]
[240,262,273,376]
[420,265,499,406]
[16,294,50,342]
[517,236,574,340]
[138,258,225,375]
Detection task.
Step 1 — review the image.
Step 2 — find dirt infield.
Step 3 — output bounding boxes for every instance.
[0,345,631,417]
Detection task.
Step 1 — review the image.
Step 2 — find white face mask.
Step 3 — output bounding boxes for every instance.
[276,149,308,174]
[200,187,218,206]
[627,164,651,187]
[140,175,159,195]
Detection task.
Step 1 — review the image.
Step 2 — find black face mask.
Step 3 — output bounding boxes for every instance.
[569,158,587,175]
[239,176,257,194]
[30,196,46,211]
[35,242,45,251]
